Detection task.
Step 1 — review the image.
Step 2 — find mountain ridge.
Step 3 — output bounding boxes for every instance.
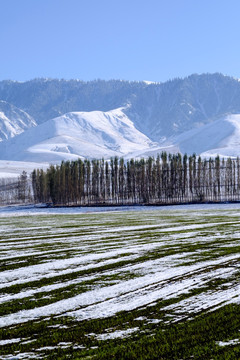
[1,73,240,166]
[1,73,240,142]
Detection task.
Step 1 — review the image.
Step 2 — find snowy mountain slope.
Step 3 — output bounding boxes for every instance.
[170,114,240,157]
[0,101,36,141]
[1,73,240,142]
[200,114,240,158]
[2,74,240,165]
[127,114,240,159]
[0,108,156,162]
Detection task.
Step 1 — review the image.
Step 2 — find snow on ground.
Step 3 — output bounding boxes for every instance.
[217,339,240,347]
[0,160,49,178]
[0,352,40,359]
[0,207,240,331]
[95,327,139,340]
[2,202,240,217]
[0,338,21,346]
[1,205,240,360]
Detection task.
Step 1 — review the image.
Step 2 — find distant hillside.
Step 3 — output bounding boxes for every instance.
[127,114,240,159]
[1,73,240,142]
[0,108,155,162]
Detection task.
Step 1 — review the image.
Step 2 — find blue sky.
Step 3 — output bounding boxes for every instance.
[1,0,240,82]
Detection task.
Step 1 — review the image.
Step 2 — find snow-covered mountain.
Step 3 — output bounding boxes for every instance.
[0,108,155,162]
[0,100,36,141]
[2,73,240,142]
[127,114,240,159]
[2,73,240,170]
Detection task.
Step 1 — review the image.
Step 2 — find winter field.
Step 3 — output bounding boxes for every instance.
[0,205,240,359]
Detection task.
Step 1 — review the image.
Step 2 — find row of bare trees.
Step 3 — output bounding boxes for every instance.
[0,171,32,205]
[31,153,240,206]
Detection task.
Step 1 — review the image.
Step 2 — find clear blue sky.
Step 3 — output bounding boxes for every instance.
[1,0,240,82]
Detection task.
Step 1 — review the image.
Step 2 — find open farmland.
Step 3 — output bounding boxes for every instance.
[0,206,240,359]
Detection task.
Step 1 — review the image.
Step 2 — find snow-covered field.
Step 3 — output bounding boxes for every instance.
[1,206,240,358]
[0,160,49,178]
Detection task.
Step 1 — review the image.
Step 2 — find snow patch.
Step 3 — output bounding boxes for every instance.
[96,327,139,340]
[217,338,240,347]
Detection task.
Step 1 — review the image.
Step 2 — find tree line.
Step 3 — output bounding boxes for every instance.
[31,153,240,206]
[0,171,32,205]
